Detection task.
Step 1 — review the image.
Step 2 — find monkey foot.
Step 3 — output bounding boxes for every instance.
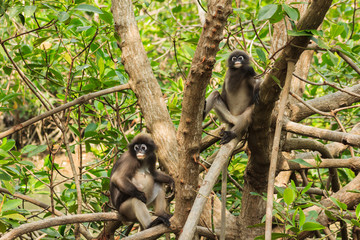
[147,215,171,228]
[219,131,237,144]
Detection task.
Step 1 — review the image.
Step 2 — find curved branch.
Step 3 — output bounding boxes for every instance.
[0,187,93,240]
[0,212,122,240]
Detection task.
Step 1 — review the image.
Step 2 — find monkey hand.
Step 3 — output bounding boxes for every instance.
[220,130,237,145]
[134,191,147,204]
[147,214,171,228]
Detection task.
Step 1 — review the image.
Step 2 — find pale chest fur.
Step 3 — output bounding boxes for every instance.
[225,79,252,116]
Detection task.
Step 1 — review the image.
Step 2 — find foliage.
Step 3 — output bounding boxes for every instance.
[0,0,358,238]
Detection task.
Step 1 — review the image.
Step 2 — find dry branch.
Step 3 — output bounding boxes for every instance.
[111,0,178,174]
[284,120,360,147]
[280,157,360,171]
[290,83,360,122]
[0,187,93,239]
[0,212,121,240]
[179,138,238,240]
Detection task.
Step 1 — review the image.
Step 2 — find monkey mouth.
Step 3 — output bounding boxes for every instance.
[234,62,242,68]
[137,153,146,160]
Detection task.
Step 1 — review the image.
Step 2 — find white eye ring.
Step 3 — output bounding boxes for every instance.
[238,55,244,61]
[141,144,147,151]
[231,56,237,61]
[134,145,139,151]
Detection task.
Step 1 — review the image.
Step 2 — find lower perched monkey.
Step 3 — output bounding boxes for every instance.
[204,50,260,144]
[110,133,174,229]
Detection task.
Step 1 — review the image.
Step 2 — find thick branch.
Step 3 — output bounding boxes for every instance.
[111,0,178,173]
[290,83,360,122]
[174,0,232,228]
[284,120,360,147]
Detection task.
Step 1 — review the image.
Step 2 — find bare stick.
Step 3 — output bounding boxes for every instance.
[178,138,238,240]
[220,164,227,240]
[265,60,295,240]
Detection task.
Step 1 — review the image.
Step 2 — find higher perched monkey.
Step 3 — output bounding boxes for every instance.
[203,50,260,144]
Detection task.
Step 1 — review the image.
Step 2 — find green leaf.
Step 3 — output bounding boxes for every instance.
[301,222,325,231]
[0,221,6,233]
[271,75,281,88]
[2,199,22,212]
[330,197,347,210]
[8,6,23,19]
[258,4,279,21]
[289,158,313,168]
[74,4,103,14]
[356,203,360,219]
[327,50,338,66]
[283,187,296,205]
[0,149,10,157]
[1,138,15,152]
[27,145,47,158]
[287,30,313,37]
[99,10,113,24]
[256,48,266,62]
[298,208,305,227]
[2,213,26,221]
[84,123,97,138]
[300,182,313,195]
[0,169,11,181]
[58,11,70,22]
[282,4,299,20]
[33,37,51,48]
[24,5,37,17]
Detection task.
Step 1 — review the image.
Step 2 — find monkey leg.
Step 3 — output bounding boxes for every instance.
[220,104,255,144]
[119,198,153,229]
[205,91,238,124]
[147,185,171,228]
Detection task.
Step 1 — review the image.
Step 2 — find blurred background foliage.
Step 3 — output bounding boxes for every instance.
[0,0,358,238]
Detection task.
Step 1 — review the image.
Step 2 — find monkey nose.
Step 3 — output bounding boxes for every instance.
[234,62,242,68]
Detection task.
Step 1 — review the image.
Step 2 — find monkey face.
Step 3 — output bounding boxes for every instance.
[133,144,148,160]
[228,50,249,69]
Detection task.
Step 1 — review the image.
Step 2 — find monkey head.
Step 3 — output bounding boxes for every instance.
[128,133,157,160]
[228,50,250,69]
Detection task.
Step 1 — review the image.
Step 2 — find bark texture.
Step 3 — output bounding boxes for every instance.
[174,0,232,228]
[111,0,178,174]
[240,0,333,238]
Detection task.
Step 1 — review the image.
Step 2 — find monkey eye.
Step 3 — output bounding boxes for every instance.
[140,144,147,151]
[231,56,237,62]
[238,55,244,61]
[134,145,140,151]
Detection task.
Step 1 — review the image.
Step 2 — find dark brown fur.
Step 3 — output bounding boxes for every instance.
[204,50,260,144]
[110,133,174,228]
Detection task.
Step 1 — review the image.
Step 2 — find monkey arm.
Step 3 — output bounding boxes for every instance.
[153,171,174,185]
[111,160,147,203]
